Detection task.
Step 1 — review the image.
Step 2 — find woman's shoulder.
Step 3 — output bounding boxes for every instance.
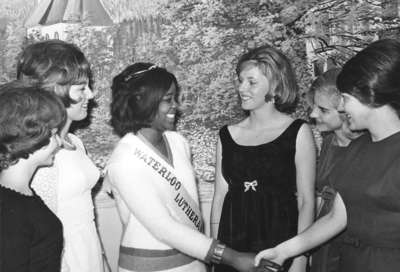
[272,117,308,141]
[228,118,248,129]
[165,131,190,148]
[108,134,136,160]
[165,130,186,141]
[67,133,83,144]
[223,118,249,137]
[67,133,85,150]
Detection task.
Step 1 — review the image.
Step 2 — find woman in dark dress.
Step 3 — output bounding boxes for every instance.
[255,39,400,272]
[211,45,316,272]
[308,69,361,272]
[0,81,66,272]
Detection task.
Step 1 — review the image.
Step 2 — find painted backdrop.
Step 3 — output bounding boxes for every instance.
[1,0,400,203]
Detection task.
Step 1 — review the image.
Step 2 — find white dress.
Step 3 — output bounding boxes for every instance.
[32,133,103,272]
[106,131,207,272]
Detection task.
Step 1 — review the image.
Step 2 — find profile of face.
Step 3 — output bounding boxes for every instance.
[66,80,94,122]
[341,93,371,131]
[238,64,271,111]
[310,91,344,132]
[30,130,62,167]
[150,83,179,132]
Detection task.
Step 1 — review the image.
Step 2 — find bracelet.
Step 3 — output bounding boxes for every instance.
[205,239,226,265]
[211,241,226,264]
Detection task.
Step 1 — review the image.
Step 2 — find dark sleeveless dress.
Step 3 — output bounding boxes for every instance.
[215,119,305,272]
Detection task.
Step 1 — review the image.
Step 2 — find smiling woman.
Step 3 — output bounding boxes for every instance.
[255,39,400,272]
[211,44,316,272]
[307,68,362,272]
[0,81,66,272]
[16,39,103,272]
[67,82,94,121]
[105,62,268,272]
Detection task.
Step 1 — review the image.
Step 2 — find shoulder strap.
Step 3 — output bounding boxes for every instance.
[278,119,306,147]
[219,125,233,149]
[218,125,229,141]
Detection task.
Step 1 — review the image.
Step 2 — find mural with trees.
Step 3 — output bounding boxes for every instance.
[0,0,399,201]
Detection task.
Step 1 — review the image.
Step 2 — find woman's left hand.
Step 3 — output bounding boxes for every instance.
[255,258,284,272]
[254,247,286,268]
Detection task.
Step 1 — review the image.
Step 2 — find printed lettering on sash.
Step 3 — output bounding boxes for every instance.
[131,139,203,232]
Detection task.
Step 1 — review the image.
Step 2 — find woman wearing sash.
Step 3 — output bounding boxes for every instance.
[255,39,400,272]
[0,82,65,271]
[211,45,316,272]
[106,63,281,272]
[16,40,103,272]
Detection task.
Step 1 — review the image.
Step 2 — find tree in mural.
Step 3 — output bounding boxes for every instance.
[0,0,36,83]
[284,0,400,73]
[124,0,400,185]
[121,0,316,185]
[2,0,400,185]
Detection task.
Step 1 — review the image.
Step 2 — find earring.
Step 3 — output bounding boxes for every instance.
[264,94,275,103]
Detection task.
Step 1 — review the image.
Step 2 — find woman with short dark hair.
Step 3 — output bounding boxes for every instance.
[0,81,65,272]
[106,62,276,272]
[256,39,400,272]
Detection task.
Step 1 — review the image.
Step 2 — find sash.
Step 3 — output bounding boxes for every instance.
[119,246,194,271]
[129,135,204,232]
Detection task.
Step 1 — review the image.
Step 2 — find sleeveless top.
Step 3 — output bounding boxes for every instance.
[216,119,305,272]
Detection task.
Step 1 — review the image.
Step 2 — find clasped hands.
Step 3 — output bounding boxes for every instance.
[232,248,284,272]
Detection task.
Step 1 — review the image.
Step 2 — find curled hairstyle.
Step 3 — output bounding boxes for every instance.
[16,39,92,107]
[308,68,342,109]
[111,63,179,136]
[337,39,400,116]
[0,81,66,171]
[236,44,298,112]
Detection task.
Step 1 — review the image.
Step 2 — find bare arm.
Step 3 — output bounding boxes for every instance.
[210,137,229,238]
[289,124,316,272]
[255,193,347,266]
[108,141,259,272]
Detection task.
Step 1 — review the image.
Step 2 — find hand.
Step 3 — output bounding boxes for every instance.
[254,247,286,267]
[254,258,284,272]
[231,252,257,272]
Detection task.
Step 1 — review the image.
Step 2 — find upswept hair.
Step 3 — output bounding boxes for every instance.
[110,63,179,136]
[337,39,400,116]
[16,39,92,107]
[308,68,342,109]
[236,44,298,113]
[0,81,66,171]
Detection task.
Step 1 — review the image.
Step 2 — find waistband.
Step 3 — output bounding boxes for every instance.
[228,182,295,197]
[119,246,195,271]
